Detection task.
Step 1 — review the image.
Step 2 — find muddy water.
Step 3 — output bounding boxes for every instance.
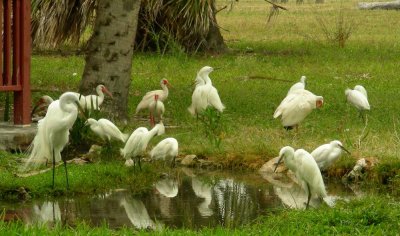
[1,168,364,230]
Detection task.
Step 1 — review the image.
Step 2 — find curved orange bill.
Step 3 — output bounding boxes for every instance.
[103,87,113,99]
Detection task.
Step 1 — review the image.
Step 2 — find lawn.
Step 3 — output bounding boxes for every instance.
[27,0,400,165]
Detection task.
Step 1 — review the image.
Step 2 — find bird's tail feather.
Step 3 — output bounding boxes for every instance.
[122,133,129,143]
[188,105,196,116]
[20,131,50,172]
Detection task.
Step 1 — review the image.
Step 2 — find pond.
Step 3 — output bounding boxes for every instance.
[0,167,381,230]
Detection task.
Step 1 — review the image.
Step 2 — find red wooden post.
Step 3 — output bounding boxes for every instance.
[13,0,31,125]
[0,0,31,125]
[3,0,11,86]
[0,0,3,85]
[12,0,21,86]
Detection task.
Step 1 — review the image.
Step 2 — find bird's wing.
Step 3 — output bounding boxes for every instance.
[354,85,368,99]
[84,95,103,110]
[150,140,170,159]
[274,90,315,118]
[311,144,331,166]
[347,91,370,110]
[98,119,124,141]
[207,87,225,112]
[297,150,327,197]
[287,82,305,95]
[143,90,163,101]
[135,90,163,113]
[274,93,296,118]
[123,128,148,156]
[188,86,209,115]
[195,75,205,88]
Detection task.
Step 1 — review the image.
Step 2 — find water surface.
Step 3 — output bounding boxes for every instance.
[1,168,367,229]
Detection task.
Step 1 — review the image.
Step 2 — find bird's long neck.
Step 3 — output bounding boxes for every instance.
[143,125,161,144]
[202,73,212,85]
[96,87,105,99]
[284,153,296,172]
[59,98,78,127]
[161,84,169,97]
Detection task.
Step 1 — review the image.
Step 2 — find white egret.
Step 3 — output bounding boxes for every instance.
[273,89,323,130]
[188,66,225,115]
[287,75,307,95]
[354,85,368,99]
[120,198,162,230]
[85,118,128,143]
[24,92,84,189]
[192,177,214,217]
[33,201,61,224]
[155,177,179,198]
[135,79,170,115]
[345,85,370,118]
[150,137,178,167]
[120,122,165,169]
[311,140,351,171]
[72,84,113,110]
[148,94,165,126]
[274,146,328,209]
[345,85,370,123]
[31,95,54,121]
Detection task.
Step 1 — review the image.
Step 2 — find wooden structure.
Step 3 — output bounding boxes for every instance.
[0,0,31,125]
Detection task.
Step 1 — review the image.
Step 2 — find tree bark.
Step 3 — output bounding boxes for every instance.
[80,0,141,120]
[358,0,400,9]
[204,2,227,53]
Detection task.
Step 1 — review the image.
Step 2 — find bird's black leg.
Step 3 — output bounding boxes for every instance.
[171,156,176,168]
[52,201,56,222]
[138,156,142,170]
[52,148,56,189]
[306,183,311,210]
[64,159,69,190]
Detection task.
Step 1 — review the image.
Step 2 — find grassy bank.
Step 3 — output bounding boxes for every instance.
[1,196,399,235]
[0,151,162,200]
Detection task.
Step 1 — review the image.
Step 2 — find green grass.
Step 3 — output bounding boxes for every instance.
[1,196,399,235]
[0,151,161,200]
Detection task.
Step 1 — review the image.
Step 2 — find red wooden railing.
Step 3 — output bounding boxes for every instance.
[0,0,31,125]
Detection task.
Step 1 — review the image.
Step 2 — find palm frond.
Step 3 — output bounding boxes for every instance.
[32,0,219,52]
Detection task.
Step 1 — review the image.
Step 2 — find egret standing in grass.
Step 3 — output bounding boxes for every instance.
[121,122,165,169]
[287,75,307,95]
[188,66,225,116]
[24,92,84,189]
[148,94,165,126]
[345,85,370,122]
[150,137,178,167]
[135,79,170,115]
[85,118,128,143]
[72,84,113,110]
[273,89,323,130]
[311,140,351,171]
[274,146,329,209]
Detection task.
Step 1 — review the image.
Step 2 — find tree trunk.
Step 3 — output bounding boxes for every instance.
[80,0,141,120]
[359,0,400,9]
[204,2,227,53]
